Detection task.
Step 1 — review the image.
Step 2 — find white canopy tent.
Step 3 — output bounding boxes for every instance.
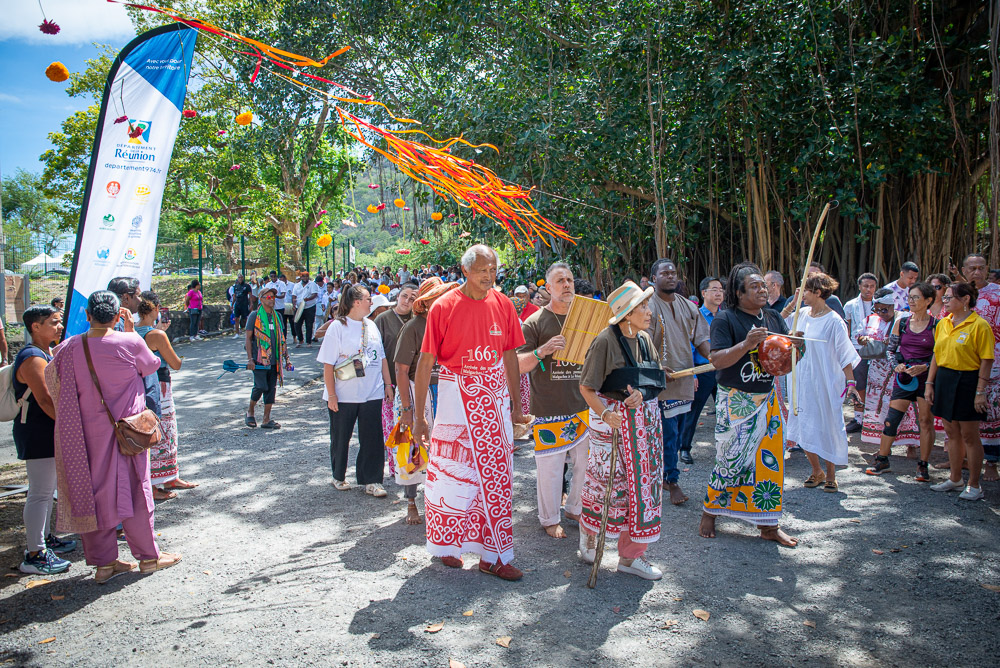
[19,253,64,273]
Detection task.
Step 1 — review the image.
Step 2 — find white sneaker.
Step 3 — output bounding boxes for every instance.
[959,486,984,501]
[579,531,596,564]
[930,478,964,492]
[365,483,387,498]
[617,556,663,581]
[232,333,240,339]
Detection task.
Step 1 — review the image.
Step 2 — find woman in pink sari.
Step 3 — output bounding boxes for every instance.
[46,291,182,584]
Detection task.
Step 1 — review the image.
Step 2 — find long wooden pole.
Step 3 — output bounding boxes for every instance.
[790,202,831,415]
[587,426,620,589]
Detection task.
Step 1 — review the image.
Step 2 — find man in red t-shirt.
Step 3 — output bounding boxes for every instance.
[413,245,530,581]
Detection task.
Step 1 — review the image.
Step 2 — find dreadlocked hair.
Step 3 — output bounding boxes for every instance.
[724,262,764,310]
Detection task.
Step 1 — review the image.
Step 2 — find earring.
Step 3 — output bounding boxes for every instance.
[626,322,633,336]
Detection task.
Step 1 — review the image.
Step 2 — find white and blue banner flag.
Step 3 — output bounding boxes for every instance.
[66,25,196,335]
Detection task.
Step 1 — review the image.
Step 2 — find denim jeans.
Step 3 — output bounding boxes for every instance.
[660,404,683,484]
[679,371,718,453]
[188,308,201,337]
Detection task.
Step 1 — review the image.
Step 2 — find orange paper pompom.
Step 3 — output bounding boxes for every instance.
[431,212,443,221]
[536,279,545,287]
[45,62,69,82]
[317,234,333,248]
[378,284,390,294]
[235,111,253,126]
[393,198,405,208]
[366,204,378,213]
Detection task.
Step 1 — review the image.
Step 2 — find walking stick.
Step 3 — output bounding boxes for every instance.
[790,201,832,416]
[587,425,620,589]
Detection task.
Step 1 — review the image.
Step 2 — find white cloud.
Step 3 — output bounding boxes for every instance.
[0,0,135,45]
[0,93,23,104]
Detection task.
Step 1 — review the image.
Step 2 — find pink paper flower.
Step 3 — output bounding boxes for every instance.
[368,184,380,189]
[319,210,327,214]
[390,223,400,229]
[183,110,197,118]
[229,164,241,171]
[114,115,128,124]
[39,20,60,35]
[217,130,227,136]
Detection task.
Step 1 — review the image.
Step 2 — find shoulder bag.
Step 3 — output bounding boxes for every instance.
[599,325,667,402]
[81,335,164,457]
[334,319,369,381]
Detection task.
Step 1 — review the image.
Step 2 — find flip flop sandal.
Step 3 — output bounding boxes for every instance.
[803,474,827,488]
[260,420,281,430]
[823,480,839,493]
[152,488,177,501]
[245,414,257,428]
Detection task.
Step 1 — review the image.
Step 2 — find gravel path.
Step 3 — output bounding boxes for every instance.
[1,335,999,667]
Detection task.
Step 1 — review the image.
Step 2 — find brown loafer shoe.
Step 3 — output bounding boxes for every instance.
[668,482,688,505]
[479,560,523,581]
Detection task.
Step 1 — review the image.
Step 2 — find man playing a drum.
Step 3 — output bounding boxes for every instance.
[700,263,801,547]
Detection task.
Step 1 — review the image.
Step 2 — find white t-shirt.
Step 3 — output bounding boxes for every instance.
[316,317,385,403]
[291,280,321,307]
[266,281,287,310]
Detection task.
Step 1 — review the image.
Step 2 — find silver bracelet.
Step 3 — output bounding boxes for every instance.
[600,408,612,422]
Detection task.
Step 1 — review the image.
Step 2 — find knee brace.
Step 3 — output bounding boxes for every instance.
[883,407,906,437]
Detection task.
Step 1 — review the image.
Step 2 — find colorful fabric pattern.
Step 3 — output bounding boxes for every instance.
[579,397,662,543]
[859,314,919,446]
[253,306,289,384]
[390,379,433,486]
[975,283,1000,446]
[425,363,515,564]
[381,395,396,477]
[703,386,784,527]
[532,411,589,457]
[150,381,179,485]
[519,372,531,416]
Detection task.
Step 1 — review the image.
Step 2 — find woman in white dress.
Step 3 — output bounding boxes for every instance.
[784,273,861,492]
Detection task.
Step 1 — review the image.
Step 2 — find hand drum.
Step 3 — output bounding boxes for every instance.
[758,335,794,377]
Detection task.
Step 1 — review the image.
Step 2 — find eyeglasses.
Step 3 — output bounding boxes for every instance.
[941,295,953,302]
[872,306,892,314]
[906,295,921,302]
[704,287,723,293]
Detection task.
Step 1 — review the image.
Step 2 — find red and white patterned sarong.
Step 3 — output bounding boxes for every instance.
[519,373,530,415]
[975,283,1000,452]
[424,363,515,564]
[382,390,396,477]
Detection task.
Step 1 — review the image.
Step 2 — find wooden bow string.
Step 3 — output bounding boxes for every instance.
[790,202,832,416]
[587,426,620,588]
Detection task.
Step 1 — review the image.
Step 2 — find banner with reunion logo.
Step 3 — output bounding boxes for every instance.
[65,25,197,336]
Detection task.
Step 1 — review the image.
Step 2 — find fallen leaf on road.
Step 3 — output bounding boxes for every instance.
[462,610,474,616]
[38,637,55,644]
[563,571,572,578]
[449,660,465,668]
[50,595,65,601]
[425,622,444,633]
[203,570,212,575]
[673,597,683,601]
[612,606,621,613]
[890,548,900,553]
[872,549,884,555]
[391,500,402,505]
[981,584,1000,593]
[3,573,17,578]
[660,620,678,629]
[371,633,380,639]
[25,580,51,589]
[496,636,512,648]
[693,609,710,621]
[850,519,861,524]
[803,620,816,628]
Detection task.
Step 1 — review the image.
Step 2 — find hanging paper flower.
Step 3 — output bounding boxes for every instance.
[313,220,322,229]
[128,125,144,138]
[403,206,411,211]
[113,115,128,124]
[390,223,400,229]
[235,112,253,126]
[448,214,456,218]
[229,164,241,171]
[366,204,378,214]
[368,184,380,189]
[393,198,405,208]
[431,212,443,221]
[458,231,471,238]
[320,210,327,215]
[396,249,411,255]
[450,221,459,226]
[378,284,390,295]
[182,110,197,119]
[45,62,69,82]
[317,234,333,248]
[216,130,227,136]
[536,279,545,287]
[341,219,357,228]
[376,203,386,211]
[39,19,60,35]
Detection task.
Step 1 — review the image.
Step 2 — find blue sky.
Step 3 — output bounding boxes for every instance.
[0,1,135,178]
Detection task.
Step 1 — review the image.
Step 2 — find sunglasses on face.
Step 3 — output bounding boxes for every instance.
[873,306,892,314]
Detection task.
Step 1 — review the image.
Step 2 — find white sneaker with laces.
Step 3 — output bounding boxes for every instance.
[365,483,387,498]
[959,485,984,501]
[930,478,964,492]
[617,556,663,580]
[579,531,596,564]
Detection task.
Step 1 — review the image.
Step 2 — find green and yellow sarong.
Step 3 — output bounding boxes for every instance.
[703,385,783,526]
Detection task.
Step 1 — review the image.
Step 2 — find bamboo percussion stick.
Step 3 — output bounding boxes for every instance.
[668,363,716,379]
[790,201,832,416]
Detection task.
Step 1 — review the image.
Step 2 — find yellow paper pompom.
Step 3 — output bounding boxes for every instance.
[317,234,332,248]
[235,112,253,126]
[45,62,69,82]
[431,212,443,221]
[536,279,545,287]
[394,198,405,208]
[366,204,378,214]
[378,284,390,294]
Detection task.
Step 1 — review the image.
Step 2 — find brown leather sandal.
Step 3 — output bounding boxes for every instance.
[139,552,182,574]
[95,559,137,584]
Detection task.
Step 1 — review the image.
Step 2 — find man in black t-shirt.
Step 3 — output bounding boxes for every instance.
[231,274,253,338]
[700,263,800,549]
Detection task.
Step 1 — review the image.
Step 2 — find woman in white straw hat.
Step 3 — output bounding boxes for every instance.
[577,280,666,580]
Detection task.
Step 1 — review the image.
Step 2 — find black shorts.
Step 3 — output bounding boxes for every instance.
[932,367,985,422]
[251,365,278,405]
[854,358,870,392]
[233,303,250,318]
[890,373,927,402]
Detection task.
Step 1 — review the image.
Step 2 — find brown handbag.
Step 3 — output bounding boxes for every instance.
[81,335,165,457]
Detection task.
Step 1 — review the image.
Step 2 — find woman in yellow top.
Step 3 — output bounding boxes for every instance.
[925,282,995,500]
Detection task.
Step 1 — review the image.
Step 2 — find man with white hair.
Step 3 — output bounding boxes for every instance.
[765,271,787,312]
[517,262,590,539]
[413,244,530,581]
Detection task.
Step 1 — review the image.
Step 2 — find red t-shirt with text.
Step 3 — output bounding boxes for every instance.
[422,288,525,376]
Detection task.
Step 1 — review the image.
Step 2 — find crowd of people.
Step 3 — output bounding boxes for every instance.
[9,247,1000,586]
